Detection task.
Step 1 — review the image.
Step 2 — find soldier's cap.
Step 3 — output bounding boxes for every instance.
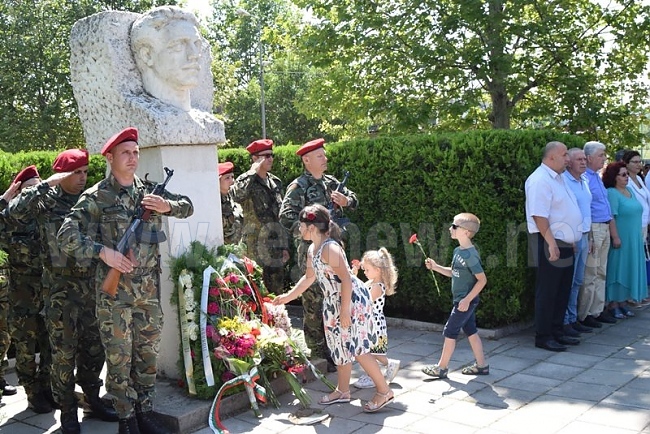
[218,161,234,176]
[52,149,89,173]
[13,165,40,184]
[101,127,139,156]
[246,139,273,155]
[296,138,325,157]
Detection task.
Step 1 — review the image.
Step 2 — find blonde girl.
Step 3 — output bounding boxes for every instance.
[351,248,400,388]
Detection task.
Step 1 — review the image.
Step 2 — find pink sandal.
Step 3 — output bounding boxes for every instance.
[318,388,351,405]
[363,389,394,413]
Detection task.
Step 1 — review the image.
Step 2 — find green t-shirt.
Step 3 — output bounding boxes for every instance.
[451,246,484,303]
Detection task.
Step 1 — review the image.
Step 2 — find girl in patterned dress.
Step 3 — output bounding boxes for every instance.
[351,248,400,389]
[273,205,394,413]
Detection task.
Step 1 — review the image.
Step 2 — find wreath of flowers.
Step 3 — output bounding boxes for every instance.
[170,241,333,416]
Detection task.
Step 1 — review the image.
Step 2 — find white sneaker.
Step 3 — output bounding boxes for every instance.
[353,375,376,389]
[384,359,401,383]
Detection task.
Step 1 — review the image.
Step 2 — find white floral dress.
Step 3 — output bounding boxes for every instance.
[312,239,377,365]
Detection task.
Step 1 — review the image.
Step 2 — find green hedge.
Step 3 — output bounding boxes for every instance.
[0,130,585,328]
[220,130,585,328]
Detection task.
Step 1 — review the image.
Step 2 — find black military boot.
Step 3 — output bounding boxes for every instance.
[118,416,141,434]
[135,410,172,434]
[82,387,119,422]
[27,391,53,414]
[43,387,60,409]
[60,410,81,434]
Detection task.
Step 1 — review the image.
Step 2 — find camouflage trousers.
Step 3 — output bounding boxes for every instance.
[243,225,288,295]
[97,274,163,419]
[8,271,51,398]
[46,271,105,412]
[297,241,328,360]
[0,269,10,393]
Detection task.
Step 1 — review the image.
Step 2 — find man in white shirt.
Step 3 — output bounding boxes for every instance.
[526,142,583,352]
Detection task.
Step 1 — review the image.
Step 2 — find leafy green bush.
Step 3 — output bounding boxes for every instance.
[220,130,585,327]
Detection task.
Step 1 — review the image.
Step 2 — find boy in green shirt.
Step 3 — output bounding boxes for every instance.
[422,213,489,378]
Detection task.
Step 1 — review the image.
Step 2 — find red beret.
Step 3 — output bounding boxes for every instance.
[101,127,139,156]
[246,139,273,155]
[13,165,40,184]
[296,138,325,156]
[218,162,234,176]
[52,149,89,173]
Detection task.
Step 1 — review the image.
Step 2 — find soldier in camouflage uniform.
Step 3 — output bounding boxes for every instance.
[0,181,21,402]
[10,150,117,434]
[279,138,358,371]
[231,139,289,294]
[58,127,194,434]
[219,161,244,245]
[0,166,52,412]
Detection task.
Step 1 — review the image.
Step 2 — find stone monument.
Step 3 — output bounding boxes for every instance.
[70,6,225,378]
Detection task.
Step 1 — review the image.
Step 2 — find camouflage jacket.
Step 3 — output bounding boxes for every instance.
[279,171,358,239]
[8,182,84,271]
[221,192,244,245]
[0,194,44,274]
[57,174,193,282]
[231,170,283,225]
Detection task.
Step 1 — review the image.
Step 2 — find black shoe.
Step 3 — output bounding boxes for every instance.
[119,416,141,434]
[326,360,337,373]
[0,379,17,396]
[562,324,581,337]
[43,388,60,410]
[571,322,593,333]
[60,410,81,434]
[83,389,119,422]
[556,336,580,346]
[581,316,603,328]
[28,392,53,414]
[136,410,172,434]
[596,312,617,324]
[535,340,567,352]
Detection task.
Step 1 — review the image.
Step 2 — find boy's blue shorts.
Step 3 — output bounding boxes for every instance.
[443,297,480,339]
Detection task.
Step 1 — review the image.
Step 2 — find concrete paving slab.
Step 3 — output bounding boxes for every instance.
[577,402,650,431]
[546,379,616,402]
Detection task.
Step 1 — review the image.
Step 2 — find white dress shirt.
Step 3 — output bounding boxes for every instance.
[525,163,583,243]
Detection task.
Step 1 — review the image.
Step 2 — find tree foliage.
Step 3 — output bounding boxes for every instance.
[202,0,328,147]
[292,0,650,146]
[0,0,174,152]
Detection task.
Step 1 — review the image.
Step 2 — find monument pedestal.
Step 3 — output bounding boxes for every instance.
[138,144,223,378]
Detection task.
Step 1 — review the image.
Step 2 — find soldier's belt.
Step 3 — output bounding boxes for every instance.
[50,267,92,278]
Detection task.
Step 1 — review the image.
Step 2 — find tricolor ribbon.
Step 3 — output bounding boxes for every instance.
[178,271,196,395]
[208,366,267,434]
[201,266,217,386]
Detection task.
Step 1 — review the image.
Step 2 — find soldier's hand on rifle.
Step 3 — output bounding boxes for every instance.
[1,181,21,202]
[99,247,134,274]
[141,194,171,214]
[331,191,349,207]
[45,171,74,187]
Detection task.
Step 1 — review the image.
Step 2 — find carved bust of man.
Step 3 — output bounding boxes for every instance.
[131,6,203,112]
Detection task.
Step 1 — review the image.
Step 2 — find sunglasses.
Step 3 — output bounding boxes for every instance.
[257,153,274,159]
[450,223,469,231]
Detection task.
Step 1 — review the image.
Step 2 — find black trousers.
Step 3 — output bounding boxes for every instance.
[530,233,575,343]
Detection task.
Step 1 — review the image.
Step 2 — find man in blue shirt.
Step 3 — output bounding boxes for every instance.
[580,141,616,327]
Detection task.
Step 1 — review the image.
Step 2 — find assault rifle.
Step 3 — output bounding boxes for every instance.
[101,167,174,297]
[329,170,350,229]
